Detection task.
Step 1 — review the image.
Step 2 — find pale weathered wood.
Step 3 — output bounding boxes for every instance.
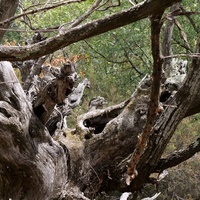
[0,62,70,199]
[46,78,90,135]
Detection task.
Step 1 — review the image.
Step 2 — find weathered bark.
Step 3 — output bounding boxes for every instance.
[56,37,200,198]
[1,55,199,199]
[155,137,200,172]
[46,78,90,135]
[0,0,181,61]
[58,77,151,197]
[126,11,164,184]
[0,62,69,199]
[0,58,150,198]
[112,36,200,192]
[23,57,47,91]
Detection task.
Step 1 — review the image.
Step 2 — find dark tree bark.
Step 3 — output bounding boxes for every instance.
[46,78,90,135]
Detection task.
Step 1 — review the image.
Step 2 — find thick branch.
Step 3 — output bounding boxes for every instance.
[23,56,47,91]
[102,36,200,193]
[30,61,78,123]
[76,98,130,137]
[0,0,181,61]
[45,78,90,135]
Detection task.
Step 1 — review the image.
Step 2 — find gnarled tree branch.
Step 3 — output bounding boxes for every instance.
[0,0,181,61]
[0,0,19,42]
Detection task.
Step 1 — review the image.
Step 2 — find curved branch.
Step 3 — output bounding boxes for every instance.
[0,0,84,27]
[162,3,180,71]
[68,0,102,29]
[76,98,131,137]
[113,35,144,76]
[0,0,181,61]
[180,5,199,34]
[97,0,121,11]
[154,137,200,172]
[85,40,129,65]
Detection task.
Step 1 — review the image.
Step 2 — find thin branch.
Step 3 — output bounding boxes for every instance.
[85,40,128,64]
[174,18,191,50]
[154,137,200,172]
[164,9,200,20]
[0,0,85,26]
[68,0,102,29]
[0,81,19,84]
[126,11,164,184]
[128,0,136,6]
[22,1,56,11]
[122,37,152,68]
[97,0,121,11]
[180,5,199,33]
[19,7,36,31]
[86,39,143,76]
[112,34,144,75]
[162,3,180,71]
[0,27,58,33]
[96,0,109,10]
[133,41,152,67]
[173,37,192,52]
[124,52,144,76]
